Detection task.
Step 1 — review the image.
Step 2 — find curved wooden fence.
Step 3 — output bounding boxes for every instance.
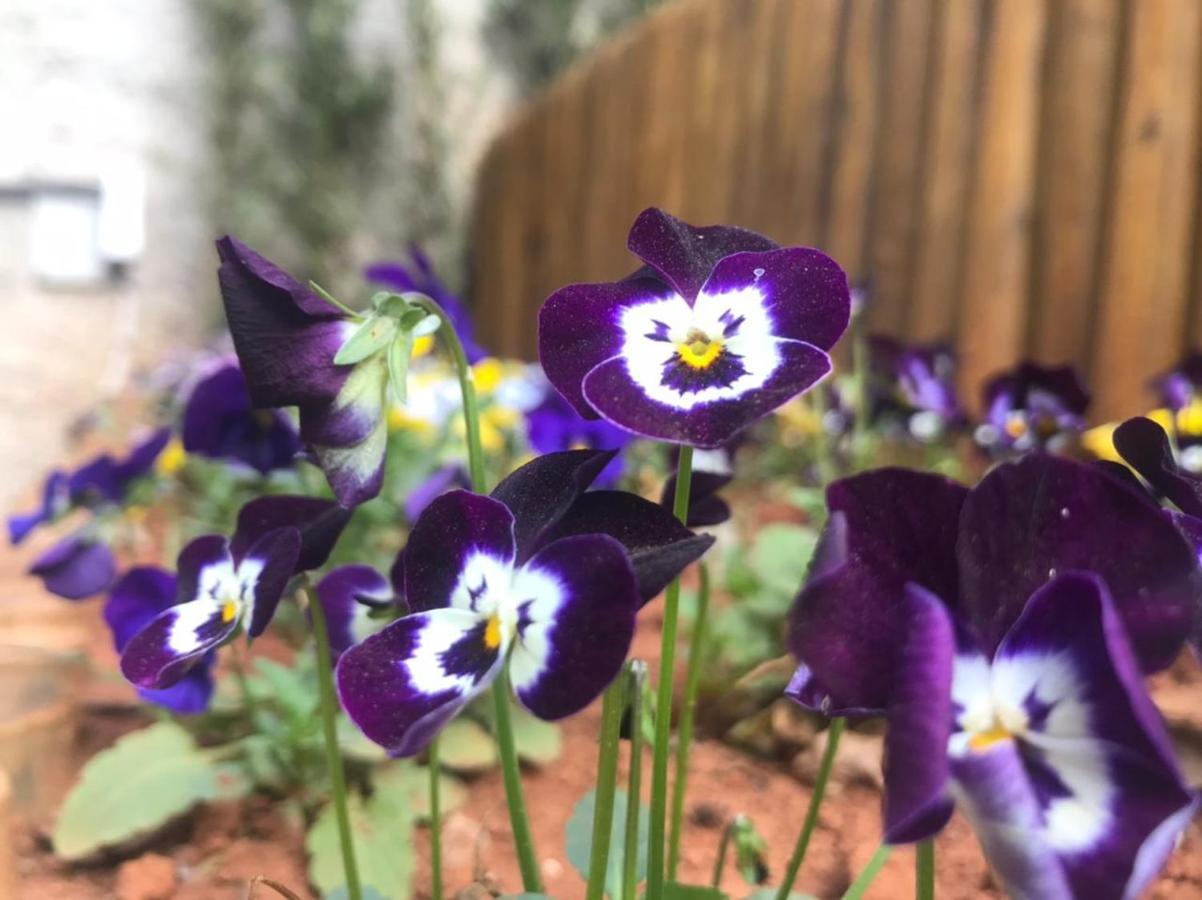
[471,0,1202,420]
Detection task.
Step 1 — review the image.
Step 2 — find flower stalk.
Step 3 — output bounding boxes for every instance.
[647,444,694,900]
[843,844,893,900]
[586,675,627,900]
[622,661,647,900]
[306,579,362,900]
[667,561,710,879]
[916,840,934,900]
[428,738,443,900]
[774,717,845,900]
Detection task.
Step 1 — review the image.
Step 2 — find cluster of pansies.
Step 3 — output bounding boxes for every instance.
[15,204,1202,900]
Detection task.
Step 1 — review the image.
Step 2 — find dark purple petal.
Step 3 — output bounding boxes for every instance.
[311,430,388,509]
[120,597,239,689]
[104,567,178,651]
[182,362,301,474]
[217,235,352,409]
[316,564,395,658]
[509,535,639,720]
[243,527,302,638]
[535,490,713,604]
[1113,416,1202,517]
[582,338,832,447]
[1154,352,1202,410]
[524,388,632,487]
[136,658,215,715]
[882,584,956,844]
[175,535,234,605]
[30,536,117,601]
[699,248,849,352]
[405,464,471,523]
[489,449,615,559]
[538,276,670,419]
[957,454,1198,671]
[232,495,352,571]
[336,608,503,756]
[68,455,122,504]
[404,491,516,612]
[8,470,69,544]
[626,208,777,301]
[112,429,171,488]
[661,470,733,528]
[788,469,967,710]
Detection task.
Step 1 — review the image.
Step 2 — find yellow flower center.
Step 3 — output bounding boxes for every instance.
[1178,398,1202,438]
[1004,415,1028,439]
[965,704,1028,753]
[155,438,187,476]
[676,332,724,369]
[221,600,239,624]
[968,723,1013,752]
[484,614,503,650]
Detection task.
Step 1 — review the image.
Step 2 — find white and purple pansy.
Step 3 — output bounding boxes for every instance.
[29,534,117,601]
[538,208,850,448]
[976,361,1091,455]
[316,564,400,660]
[217,237,439,507]
[337,450,714,756]
[787,456,1200,897]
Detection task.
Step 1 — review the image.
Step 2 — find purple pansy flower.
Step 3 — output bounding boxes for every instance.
[788,456,1198,897]
[1154,352,1202,411]
[8,429,171,545]
[218,237,439,507]
[337,449,713,756]
[975,362,1091,454]
[524,375,632,488]
[538,208,850,448]
[316,564,399,660]
[119,495,349,690]
[29,534,117,600]
[868,337,963,443]
[104,567,215,714]
[365,245,486,363]
[405,463,471,523]
[182,360,301,474]
[661,445,735,528]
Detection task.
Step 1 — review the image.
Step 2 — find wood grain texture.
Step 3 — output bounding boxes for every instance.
[1092,0,1202,420]
[472,0,1202,423]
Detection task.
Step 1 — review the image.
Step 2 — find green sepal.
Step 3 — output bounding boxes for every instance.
[388,331,413,405]
[334,314,397,366]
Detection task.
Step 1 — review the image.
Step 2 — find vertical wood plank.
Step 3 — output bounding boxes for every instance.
[864,0,936,334]
[1092,0,1202,420]
[822,0,883,279]
[1026,0,1121,367]
[956,0,1048,408]
[906,0,984,343]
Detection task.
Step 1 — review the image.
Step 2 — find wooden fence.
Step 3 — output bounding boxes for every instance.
[470,0,1202,421]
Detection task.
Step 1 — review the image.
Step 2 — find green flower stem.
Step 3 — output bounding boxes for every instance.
[710,816,736,888]
[667,561,710,880]
[428,737,443,900]
[424,292,543,890]
[587,676,627,900]
[306,581,362,900]
[774,717,846,900]
[493,672,544,892]
[622,661,647,900]
[916,840,934,900]
[843,844,893,900]
[647,444,695,900]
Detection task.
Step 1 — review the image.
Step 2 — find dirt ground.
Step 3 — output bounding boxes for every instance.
[8,590,1202,900]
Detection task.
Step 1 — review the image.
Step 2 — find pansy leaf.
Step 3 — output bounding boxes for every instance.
[565,788,649,898]
[437,717,498,773]
[53,722,225,859]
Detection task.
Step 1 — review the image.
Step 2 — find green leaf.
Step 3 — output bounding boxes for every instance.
[565,789,649,898]
[250,658,317,722]
[334,314,397,365]
[337,717,389,763]
[54,722,223,859]
[327,888,388,900]
[749,524,818,598]
[664,883,728,900]
[306,766,416,900]
[388,332,413,404]
[510,706,562,765]
[403,765,469,821]
[438,717,498,773]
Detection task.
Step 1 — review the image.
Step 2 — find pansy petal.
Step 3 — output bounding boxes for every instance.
[311,419,389,509]
[240,527,302,638]
[113,429,171,487]
[538,277,672,419]
[404,491,516,612]
[583,338,831,447]
[535,490,713,604]
[406,463,471,523]
[104,567,178,651]
[30,536,116,601]
[121,596,239,689]
[626,207,777,301]
[217,236,353,409]
[957,453,1198,670]
[508,535,638,720]
[175,535,235,605]
[336,608,503,756]
[232,495,352,571]
[490,449,615,559]
[699,248,849,352]
[882,584,955,844]
[316,564,395,658]
[1113,415,1202,517]
[8,471,69,544]
[137,659,216,715]
[299,356,390,449]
